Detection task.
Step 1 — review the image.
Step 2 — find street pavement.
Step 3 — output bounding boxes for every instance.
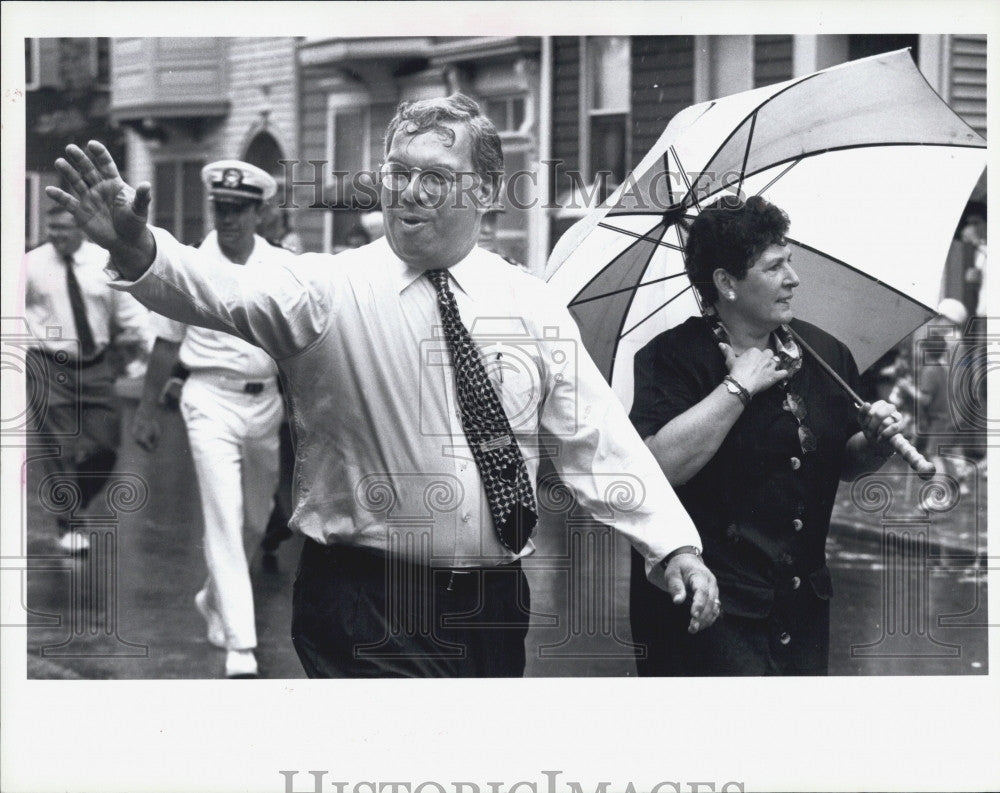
[22,400,989,679]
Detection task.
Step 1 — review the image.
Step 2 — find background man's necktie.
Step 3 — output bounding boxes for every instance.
[425,269,537,552]
[63,254,97,358]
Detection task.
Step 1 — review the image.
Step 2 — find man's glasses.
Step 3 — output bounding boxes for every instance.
[378,162,461,199]
[783,391,817,454]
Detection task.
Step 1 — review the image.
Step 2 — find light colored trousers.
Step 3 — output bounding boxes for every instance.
[180,375,283,650]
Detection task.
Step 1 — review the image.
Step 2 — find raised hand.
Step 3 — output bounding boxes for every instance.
[45,141,156,279]
[720,342,788,396]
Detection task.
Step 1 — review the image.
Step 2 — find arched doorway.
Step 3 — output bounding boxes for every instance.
[243,131,300,251]
[243,130,285,176]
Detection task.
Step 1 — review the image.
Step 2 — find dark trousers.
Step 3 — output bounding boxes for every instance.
[26,350,120,531]
[292,540,531,678]
[629,549,830,676]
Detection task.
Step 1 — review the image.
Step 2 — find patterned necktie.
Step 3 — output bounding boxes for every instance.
[63,254,97,358]
[425,269,537,552]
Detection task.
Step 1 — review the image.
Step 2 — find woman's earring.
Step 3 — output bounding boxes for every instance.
[727,292,736,300]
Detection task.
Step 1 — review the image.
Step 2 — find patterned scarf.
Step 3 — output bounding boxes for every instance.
[704,305,803,378]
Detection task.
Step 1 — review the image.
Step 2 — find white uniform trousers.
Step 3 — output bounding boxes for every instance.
[180,375,283,650]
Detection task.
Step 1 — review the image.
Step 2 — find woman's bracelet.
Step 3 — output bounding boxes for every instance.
[722,375,751,407]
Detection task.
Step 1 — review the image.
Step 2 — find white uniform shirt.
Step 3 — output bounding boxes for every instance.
[112,230,702,575]
[153,232,286,379]
[24,239,150,358]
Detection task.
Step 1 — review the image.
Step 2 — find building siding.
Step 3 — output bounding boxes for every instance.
[294,65,331,250]
[630,36,695,168]
[950,34,987,138]
[753,35,793,88]
[551,36,581,199]
[220,37,298,165]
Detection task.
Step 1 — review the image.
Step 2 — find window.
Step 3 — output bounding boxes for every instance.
[153,160,205,246]
[478,88,534,268]
[584,37,631,200]
[485,96,527,133]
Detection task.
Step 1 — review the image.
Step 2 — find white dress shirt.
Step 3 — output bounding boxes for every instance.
[24,239,150,358]
[110,230,702,574]
[153,232,284,380]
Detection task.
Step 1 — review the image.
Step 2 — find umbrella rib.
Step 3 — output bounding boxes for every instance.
[786,236,935,312]
[569,272,689,307]
[596,222,685,251]
[737,111,759,195]
[755,158,801,196]
[671,146,700,210]
[663,149,676,208]
[680,69,820,210]
[563,218,673,332]
[621,285,694,339]
[605,209,700,219]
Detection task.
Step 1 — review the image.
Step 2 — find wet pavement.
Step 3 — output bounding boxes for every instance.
[21,401,989,678]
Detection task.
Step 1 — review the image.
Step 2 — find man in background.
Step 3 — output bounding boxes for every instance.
[24,205,151,553]
[132,161,289,678]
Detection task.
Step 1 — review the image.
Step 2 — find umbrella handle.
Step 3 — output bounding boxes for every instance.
[887,432,937,480]
[785,327,938,480]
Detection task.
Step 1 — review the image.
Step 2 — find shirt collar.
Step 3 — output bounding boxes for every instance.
[391,241,491,300]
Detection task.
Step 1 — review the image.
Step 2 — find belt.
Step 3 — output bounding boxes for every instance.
[304,540,520,592]
[188,370,276,394]
[32,347,108,369]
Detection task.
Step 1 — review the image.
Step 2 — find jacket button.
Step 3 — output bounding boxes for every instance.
[790,456,801,470]
[779,632,791,645]
[791,576,801,590]
[792,518,803,531]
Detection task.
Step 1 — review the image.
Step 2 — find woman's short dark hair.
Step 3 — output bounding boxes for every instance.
[684,194,790,305]
[383,93,504,202]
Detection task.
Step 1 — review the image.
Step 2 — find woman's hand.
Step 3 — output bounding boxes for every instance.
[720,342,788,396]
[858,400,903,457]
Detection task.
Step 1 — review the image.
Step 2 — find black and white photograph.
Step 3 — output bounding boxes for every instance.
[2,2,997,792]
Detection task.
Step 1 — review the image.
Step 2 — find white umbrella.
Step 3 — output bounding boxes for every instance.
[546,49,986,431]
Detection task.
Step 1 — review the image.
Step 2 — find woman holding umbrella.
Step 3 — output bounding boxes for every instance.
[628,195,903,676]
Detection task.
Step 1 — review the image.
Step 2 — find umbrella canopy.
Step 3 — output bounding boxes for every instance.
[546,49,987,411]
